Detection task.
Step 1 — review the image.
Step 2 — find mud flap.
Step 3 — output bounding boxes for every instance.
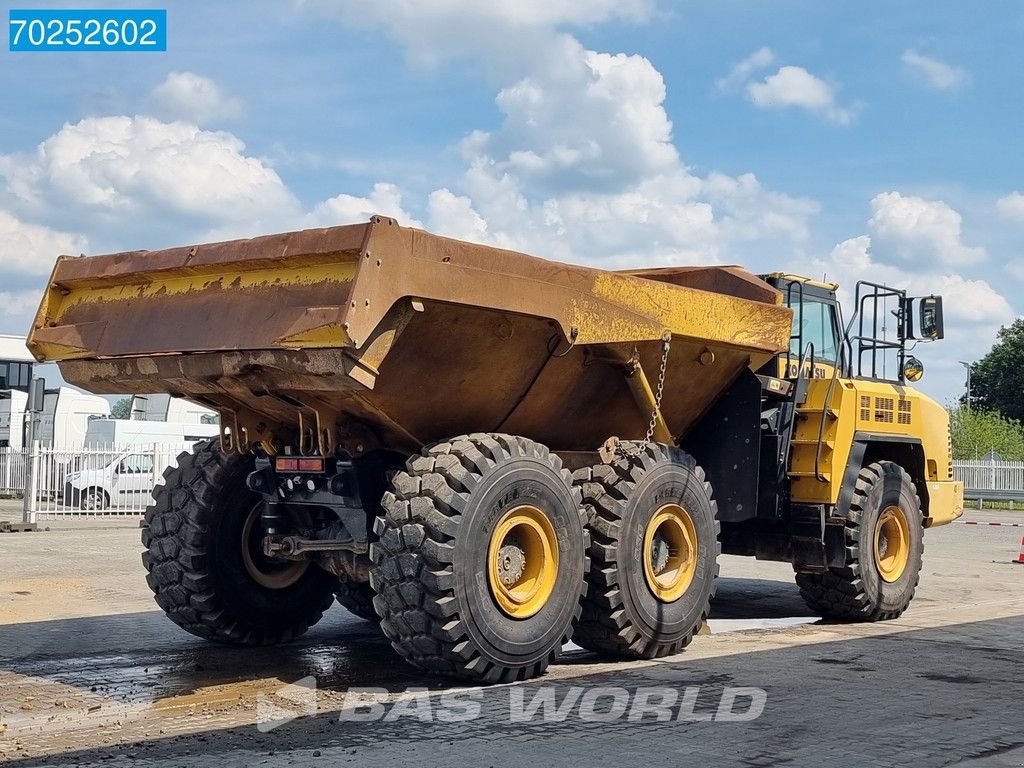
[791,512,848,573]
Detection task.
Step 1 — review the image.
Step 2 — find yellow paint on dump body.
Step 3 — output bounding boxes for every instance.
[51,261,359,320]
[789,376,964,526]
[580,272,792,354]
[27,217,795,453]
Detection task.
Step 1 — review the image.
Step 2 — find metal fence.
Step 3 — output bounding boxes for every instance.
[11,442,193,522]
[0,447,28,496]
[3,447,1023,521]
[953,460,1024,492]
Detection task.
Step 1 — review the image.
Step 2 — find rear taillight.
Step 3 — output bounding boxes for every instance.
[274,456,325,473]
[275,457,299,472]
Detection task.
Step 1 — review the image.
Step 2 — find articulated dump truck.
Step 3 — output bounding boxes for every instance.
[27,216,964,683]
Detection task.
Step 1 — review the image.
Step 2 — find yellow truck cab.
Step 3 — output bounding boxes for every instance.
[681,272,963,620]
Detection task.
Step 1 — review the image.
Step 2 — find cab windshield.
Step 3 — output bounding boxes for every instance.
[789,297,839,363]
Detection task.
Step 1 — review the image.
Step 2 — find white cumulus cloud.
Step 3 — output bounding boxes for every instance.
[306,182,422,229]
[146,72,244,125]
[812,233,1014,399]
[1007,259,1024,281]
[747,66,858,125]
[298,0,652,70]
[716,47,775,92]
[901,50,968,90]
[868,192,984,267]
[0,210,87,275]
[477,36,678,192]
[0,290,44,325]
[428,189,490,243]
[996,191,1024,221]
[702,172,821,243]
[826,235,1009,324]
[441,36,820,268]
[293,3,823,268]
[0,116,299,243]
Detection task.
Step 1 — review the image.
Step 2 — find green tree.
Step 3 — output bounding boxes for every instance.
[949,407,1024,460]
[110,397,132,419]
[971,318,1024,421]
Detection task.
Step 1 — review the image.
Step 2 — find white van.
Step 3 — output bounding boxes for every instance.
[63,450,157,510]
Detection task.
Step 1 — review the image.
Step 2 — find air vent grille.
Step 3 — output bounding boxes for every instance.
[897,399,912,425]
[873,397,894,423]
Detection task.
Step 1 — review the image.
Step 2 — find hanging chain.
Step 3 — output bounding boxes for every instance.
[615,332,671,459]
[642,332,672,448]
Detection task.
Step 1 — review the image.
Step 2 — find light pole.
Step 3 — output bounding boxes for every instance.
[959,360,972,410]
[22,377,45,526]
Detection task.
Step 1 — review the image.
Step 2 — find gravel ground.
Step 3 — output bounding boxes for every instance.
[1,499,1022,766]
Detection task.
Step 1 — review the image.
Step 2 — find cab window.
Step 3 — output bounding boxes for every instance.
[121,454,154,473]
[789,298,839,363]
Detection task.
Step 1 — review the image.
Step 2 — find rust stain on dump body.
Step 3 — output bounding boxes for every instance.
[28,217,792,452]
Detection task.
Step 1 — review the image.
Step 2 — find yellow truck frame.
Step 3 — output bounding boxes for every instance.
[27,218,963,683]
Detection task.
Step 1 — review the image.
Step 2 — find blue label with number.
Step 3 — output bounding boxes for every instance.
[9,9,167,51]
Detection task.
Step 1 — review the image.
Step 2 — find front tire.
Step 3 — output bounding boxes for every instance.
[80,487,108,511]
[572,443,720,658]
[797,461,924,621]
[142,441,337,645]
[370,434,588,683]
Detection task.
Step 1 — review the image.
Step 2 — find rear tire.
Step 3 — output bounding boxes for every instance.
[370,433,588,683]
[796,461,924,621]
[572,443,720,658]
[142,441,337,645]
[335,580,379,623]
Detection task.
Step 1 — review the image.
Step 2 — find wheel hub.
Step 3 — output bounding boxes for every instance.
[650,531,671,573]
[642,503,698,603]
[497,538,527,586]
[241,503,309,590]
[487,505,559,619]
[874,505,911,583]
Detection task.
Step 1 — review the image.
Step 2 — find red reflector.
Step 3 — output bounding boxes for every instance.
[297,458,325,473]
[275,458,299,472]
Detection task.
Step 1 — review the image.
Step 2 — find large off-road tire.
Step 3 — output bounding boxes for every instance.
[142,441,337,645]
[335,580,379,623]
[370,433,588,683]
[572,443,720,659]
[796,461,924,621]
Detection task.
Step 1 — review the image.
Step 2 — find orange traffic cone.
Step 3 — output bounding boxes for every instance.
[1016,536,1024,565]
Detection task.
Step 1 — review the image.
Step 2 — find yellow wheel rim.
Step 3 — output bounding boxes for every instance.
[874,505,911,583]
[487,505,559,619]
[241,503,308,590]
[643,503,699,602]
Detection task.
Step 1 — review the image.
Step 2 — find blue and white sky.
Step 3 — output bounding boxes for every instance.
[1,0,1021,403]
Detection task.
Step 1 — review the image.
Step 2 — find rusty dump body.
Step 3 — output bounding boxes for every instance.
[28,216,792,456]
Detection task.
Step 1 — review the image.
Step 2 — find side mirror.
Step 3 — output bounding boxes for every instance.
[116,461,127,474]
[919,296,944,340]
[903,356,924,382]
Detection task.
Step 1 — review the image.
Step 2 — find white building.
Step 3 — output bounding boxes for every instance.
[0,334,34,448]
